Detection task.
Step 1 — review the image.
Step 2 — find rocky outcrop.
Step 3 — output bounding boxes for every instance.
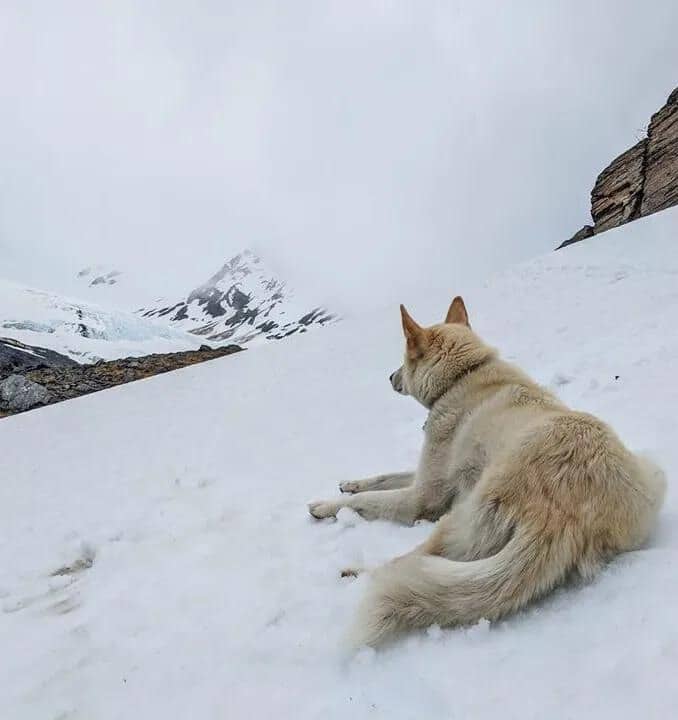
[559,87,678,248]
[641,87,678,216]
[559,224,594,249]
[0,337,79,375]
[0,374,51,413]
[0,344,242,417]
[590,140,648,233]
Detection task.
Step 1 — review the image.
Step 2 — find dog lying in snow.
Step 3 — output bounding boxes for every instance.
[309,297,666,647]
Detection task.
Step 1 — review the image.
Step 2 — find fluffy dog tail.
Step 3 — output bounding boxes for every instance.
[349,527,578,648]
[349,449,666,648]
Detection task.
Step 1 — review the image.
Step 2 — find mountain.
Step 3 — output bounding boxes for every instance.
[76,265,124,288]
[560,85,678,248]
[0,278,203,363]
[2,206,677,718]
[138,249,337,345]
[0,249,337,366]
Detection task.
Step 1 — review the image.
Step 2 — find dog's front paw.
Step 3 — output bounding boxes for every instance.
[339,480,362,494]
[308,500,339,519]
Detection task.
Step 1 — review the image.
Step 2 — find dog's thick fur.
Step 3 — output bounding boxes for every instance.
[308,297,666,647]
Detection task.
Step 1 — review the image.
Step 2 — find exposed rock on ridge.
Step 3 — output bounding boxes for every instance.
[0,337,79,375]
[560,87,678,248]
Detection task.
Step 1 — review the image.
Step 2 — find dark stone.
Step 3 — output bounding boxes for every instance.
[172,304,189,321]
[0,337,78,380]
[0,374,51,412]
[556,224,595,250]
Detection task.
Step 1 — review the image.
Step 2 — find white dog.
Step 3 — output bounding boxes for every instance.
[309,297,666,646]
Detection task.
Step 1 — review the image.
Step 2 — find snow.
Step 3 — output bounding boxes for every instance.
[0,279,203,363]
[1,250,337,359]
[2,207,678,719]
[139,249,337,345]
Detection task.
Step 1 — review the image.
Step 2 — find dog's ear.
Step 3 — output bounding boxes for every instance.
[445,296,470,327]
[400,304,426,357]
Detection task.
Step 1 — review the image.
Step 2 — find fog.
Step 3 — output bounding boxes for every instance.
[2,1,677,313]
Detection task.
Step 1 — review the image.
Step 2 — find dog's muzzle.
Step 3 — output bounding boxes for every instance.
[390,367,406,395]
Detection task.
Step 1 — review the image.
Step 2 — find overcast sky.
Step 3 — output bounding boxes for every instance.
[2,1,678,312]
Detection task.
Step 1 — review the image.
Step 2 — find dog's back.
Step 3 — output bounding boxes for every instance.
[349,303,666,647]
[353,404,666,646]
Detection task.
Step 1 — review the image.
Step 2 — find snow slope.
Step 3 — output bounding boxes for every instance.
[0,279,203,363]
[138,250,337,345]
[2,207,678,719]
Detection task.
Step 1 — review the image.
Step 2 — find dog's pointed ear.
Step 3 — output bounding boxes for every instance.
[400,304,421,337]
[400,304,425,357]
[445,296,470,327]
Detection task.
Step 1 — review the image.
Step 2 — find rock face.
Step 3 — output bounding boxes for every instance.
[0,374,51,413]
[0,337,79,375]
[0,344,242,417]
[591,140,647,233]
[641,87,678,217]
[559,224,594,249]
[559,87,678,248]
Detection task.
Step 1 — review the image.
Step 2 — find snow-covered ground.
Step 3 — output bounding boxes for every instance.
[2,208,678,719]
[0,279,203,363]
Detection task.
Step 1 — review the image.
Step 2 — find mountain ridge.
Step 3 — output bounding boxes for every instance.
[138,249,337,345]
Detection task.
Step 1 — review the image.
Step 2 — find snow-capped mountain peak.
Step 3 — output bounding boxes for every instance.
[138,249,337,345]
[77,265,123,287]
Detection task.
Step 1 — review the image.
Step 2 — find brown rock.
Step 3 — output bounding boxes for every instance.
[641,88,678,217]
[559,86,678,248]
[590,139,647,232]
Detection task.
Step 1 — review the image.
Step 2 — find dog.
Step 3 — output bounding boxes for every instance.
[308,296,666,647]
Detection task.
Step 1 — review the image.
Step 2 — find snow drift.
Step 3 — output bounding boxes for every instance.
[1,207,677,719]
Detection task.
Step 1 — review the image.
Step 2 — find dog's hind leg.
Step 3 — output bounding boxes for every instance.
[309,487,422,524]
[339,472,414,494]
[418,486,515,561]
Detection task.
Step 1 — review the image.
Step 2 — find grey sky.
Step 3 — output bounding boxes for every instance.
[2,1,678,311]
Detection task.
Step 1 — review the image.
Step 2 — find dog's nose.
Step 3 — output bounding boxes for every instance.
[389,372,395,383]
